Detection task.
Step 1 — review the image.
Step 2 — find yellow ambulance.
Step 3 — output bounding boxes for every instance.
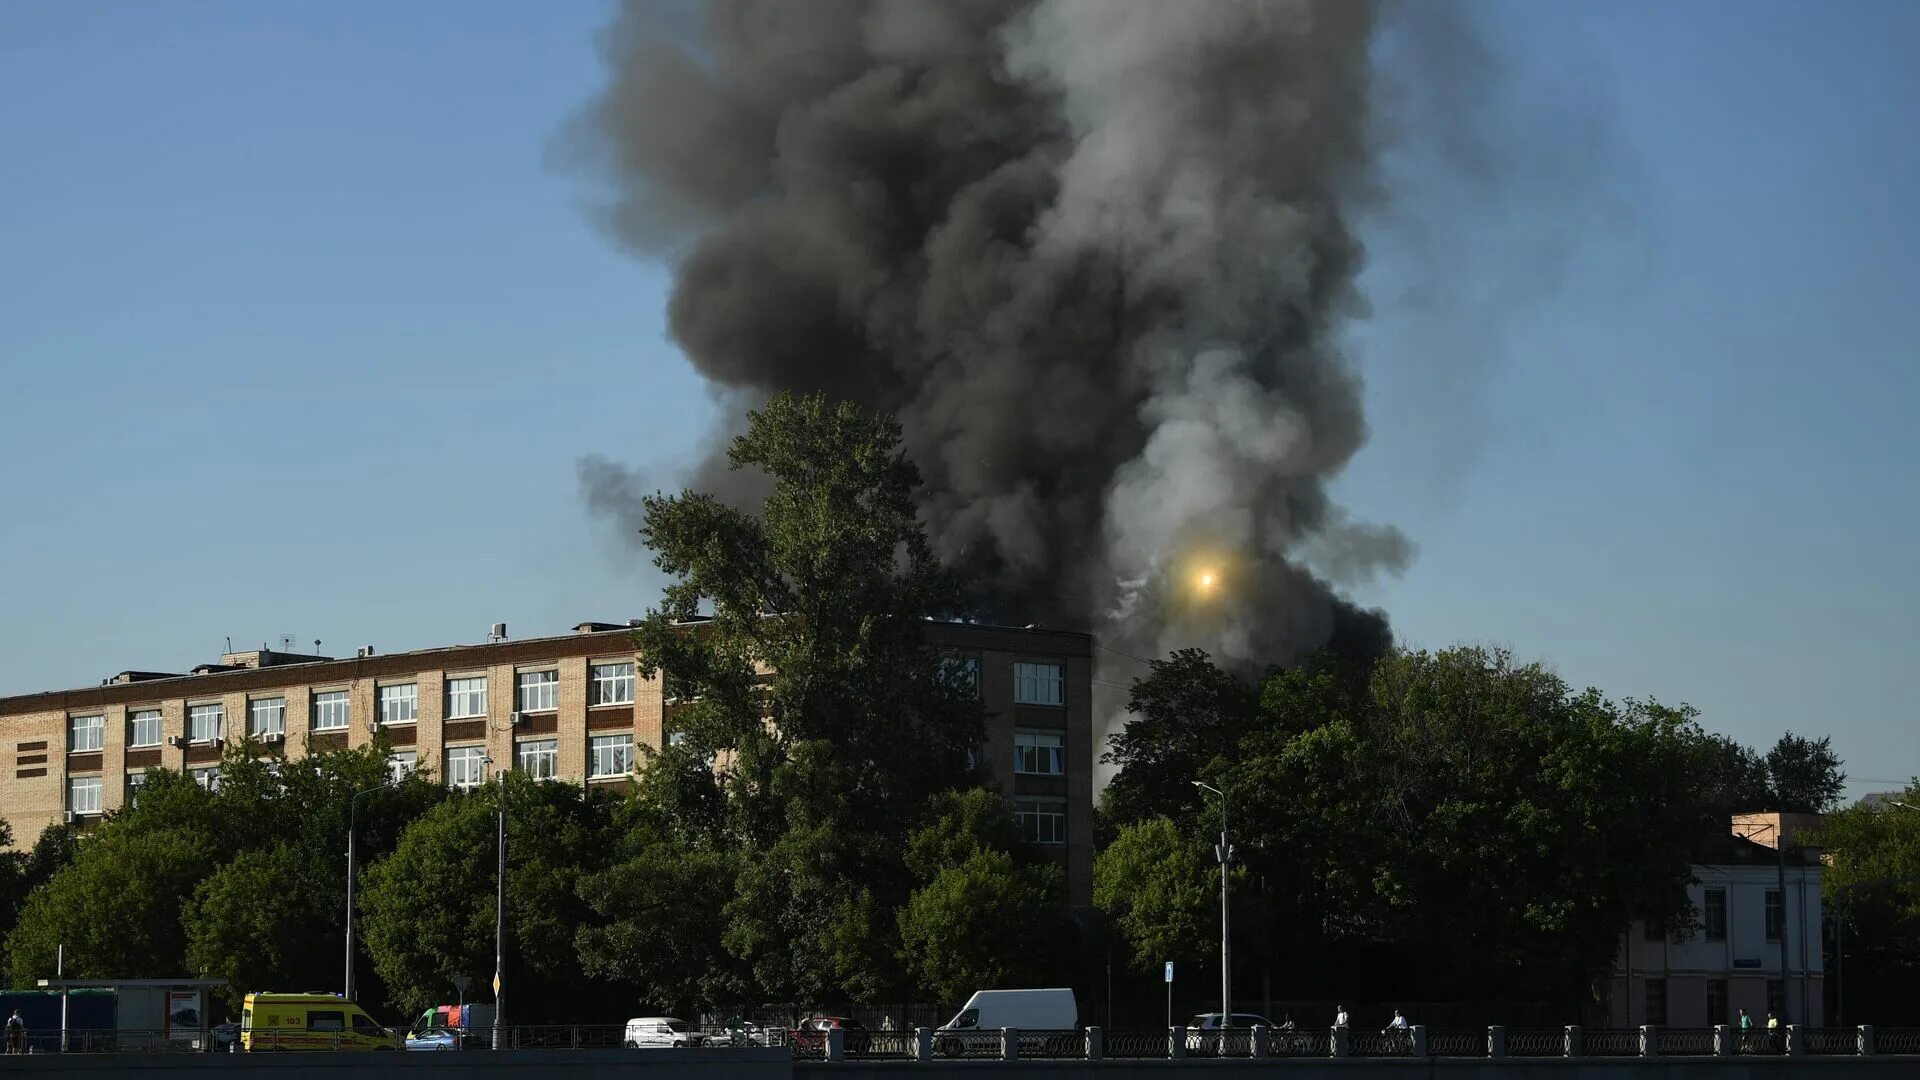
[240,993,399,1051]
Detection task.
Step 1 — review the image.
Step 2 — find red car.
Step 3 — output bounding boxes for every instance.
[790,1017,870,1054]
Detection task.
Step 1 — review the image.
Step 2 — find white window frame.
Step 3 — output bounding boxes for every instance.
[446,676,488,720]
[188,702,224,744]
[589,661,635,706]
[248,697,286,737]
[589,734,633,778]
[517,738,558,780]
[1015,797,1067,845]
[388,750,418,784]
[68,714,104,752]
[192,766,221,792]
[1013,661,1065,706]
[445,746,488,791]
[378,683,418,726]
[126,771,148,806]
[516,670,558,713]
[68,775,102,815]
[1013,729,1065,775]
[129,709,162,748]
[311,690,350,731]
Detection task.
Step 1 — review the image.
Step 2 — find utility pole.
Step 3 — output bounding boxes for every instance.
[344,785,383,1001]
[1192,782,1232,1028]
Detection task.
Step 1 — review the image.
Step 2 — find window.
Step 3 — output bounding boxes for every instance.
[248,697,285,737]
[378,683,418,725]
[129,709,162,748]
[68,714,104,752]
[1644,978,1667,1027]
[312,690,350,731]
[1766,979,1785,1018]
[1644,919,1664,943]
[1765,889,1784,942]
[126,772,148,806]
[941,654,981,699]
[1704,888,1727,942]
[388,751,418,784]
[68,776,101,815]
[516,670,558,713]
[589,662,635,706]
[308,1011,344,1033]
[1014,730,1065,775]
[352,1014,386,1037]
[517,739,557,780]
[590,734,633,778]
[1014,661,1064,706]
[445,746,488,790]
[192,767,221,792]
[189,703,223,743]
[1015,797,1067,844]
[446,677,487,719]
[666,730,688,747]
[1706,978,1729,1026]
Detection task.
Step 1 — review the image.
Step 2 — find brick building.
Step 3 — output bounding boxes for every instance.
[0,620,1094,903]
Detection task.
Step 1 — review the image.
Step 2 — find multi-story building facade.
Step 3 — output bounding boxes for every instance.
[1608,815,1824,1029]
[0,620,1094,903]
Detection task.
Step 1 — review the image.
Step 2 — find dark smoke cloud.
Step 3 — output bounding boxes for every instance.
[568,0,1418,672]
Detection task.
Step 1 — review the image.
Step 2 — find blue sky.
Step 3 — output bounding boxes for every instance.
[1,2,1914,797]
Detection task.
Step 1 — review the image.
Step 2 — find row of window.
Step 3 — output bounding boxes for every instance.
[70,733,642,813]
[1643,976,1786,1027]
[1646,887,1786,945]
[64,663,642,750]
[940,657,1068,707]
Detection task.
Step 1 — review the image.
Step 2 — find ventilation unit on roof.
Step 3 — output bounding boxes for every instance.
[489,622,508,643]
[357,645,376,658]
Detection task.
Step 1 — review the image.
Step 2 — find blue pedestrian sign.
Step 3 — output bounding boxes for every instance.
[1164,961,1174,984]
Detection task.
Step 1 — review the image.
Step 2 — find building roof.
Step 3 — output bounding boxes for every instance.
[0,618,1090,715]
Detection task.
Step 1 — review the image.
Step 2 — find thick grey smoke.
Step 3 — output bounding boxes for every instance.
[568,0,1413,670]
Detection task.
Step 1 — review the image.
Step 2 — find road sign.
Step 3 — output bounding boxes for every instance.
[492,973,502,996]
[1164,961,1174,984]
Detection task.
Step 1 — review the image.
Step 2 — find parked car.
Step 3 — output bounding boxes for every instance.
[716,1018,774,1047]
[790,1016,870,1054]
[404,1004,492,1051]
[624,1017,705,1048]
[1185,1012,1280,1056]
[211,1022,240,1053]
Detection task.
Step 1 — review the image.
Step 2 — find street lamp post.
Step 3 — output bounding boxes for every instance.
[344,784,386,1001]
[1192,781,1232,1031]
[491,760,507,1050]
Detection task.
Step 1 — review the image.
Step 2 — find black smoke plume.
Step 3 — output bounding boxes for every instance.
[568,0,1415,672]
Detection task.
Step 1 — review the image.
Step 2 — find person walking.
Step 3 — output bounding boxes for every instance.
[5,1010,25,1055]
[1737,1007,1753,1054]
[1334,1006,1349,1030]
[1766,1012,1780,1054]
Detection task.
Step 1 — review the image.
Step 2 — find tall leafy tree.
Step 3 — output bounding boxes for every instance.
[1809,786,1920,1023]
[1093,817,1215,972]
[1763,731,1847,814]
[614,392,986,1004]
[359,774,613,1019]
[896,789,1062,1004]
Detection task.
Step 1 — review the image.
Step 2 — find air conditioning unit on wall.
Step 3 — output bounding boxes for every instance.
[264,732,286,746]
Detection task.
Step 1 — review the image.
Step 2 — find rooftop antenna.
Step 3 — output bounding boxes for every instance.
[225,636,232,653]
[280,635,295,653]
[314,639,322,655]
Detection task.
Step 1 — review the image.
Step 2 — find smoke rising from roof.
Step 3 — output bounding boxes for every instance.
[568,0,1419,670]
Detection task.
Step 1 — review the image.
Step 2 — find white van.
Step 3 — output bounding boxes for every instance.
[939,988,1078,1032]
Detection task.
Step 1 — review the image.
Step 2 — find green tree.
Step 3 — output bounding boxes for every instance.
[896,789,1061,1004]
[1763,731,1847,814]
[575,793,748,1012]
[615,392,988,1004]
[1093,818,1214,971]
[1100,649,1257,830]
[1810,785,1920,1022]
[359,775,610,1018]
[7,823,217,983]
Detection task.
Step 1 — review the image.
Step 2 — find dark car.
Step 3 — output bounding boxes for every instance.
[791,1017,870,1054]
[212,1022,241,1053]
